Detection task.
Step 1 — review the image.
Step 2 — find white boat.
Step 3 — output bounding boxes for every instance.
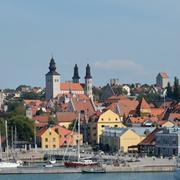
[64,113,98,168]
[0,121,23,168]
[0,160,23,168]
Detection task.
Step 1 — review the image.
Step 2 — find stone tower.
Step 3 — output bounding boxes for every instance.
[72,64,80,83]
[45,57,60,100]
[84,64,93,98]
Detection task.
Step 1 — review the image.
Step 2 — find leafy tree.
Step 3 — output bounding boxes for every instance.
[21,92,40,100]
[48,116,58,126]
[173,77,180,101]
[166,82,173,99]
[7,101,25,115]
[68,120,78,131]
[16,85,31,92]
[8,115,34,142]
[0,118,5,136]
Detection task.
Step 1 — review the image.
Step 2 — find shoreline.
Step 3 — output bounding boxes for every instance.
[0,164,177,174]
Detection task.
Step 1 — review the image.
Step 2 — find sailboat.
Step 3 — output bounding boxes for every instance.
[64,113,98,168]
[0,121,23,168]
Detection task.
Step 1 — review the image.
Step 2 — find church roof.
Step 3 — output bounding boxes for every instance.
[60,82,84,91]
[46,57,60,76]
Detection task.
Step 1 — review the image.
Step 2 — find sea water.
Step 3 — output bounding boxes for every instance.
[0,172,179,180]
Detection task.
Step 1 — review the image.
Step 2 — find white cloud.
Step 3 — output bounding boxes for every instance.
[93,59,144,72]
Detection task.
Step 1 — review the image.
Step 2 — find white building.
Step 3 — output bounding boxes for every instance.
[156,72,169,89]
[0,90,5,111]
[45,58,93,100]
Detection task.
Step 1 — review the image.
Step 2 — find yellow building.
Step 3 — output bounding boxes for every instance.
[100,127,145,153]
[89,110,126,144]
[38,127,59,150]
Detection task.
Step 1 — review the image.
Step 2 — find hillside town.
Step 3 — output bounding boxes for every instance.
[0,58,180,162]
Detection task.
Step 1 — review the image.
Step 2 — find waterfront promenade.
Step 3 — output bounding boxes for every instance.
[0,149,177,174]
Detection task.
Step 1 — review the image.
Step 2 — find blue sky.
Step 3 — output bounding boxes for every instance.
[0,0,179,88]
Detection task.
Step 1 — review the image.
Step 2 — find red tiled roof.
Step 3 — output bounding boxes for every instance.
[72,97,96,117]
[56,112,77,122]
[151,108,164,117]
[137,98,151,110]
[24,100,44,107]
[129,116,158,124]
[33,116,49,123]
[107,99,138,116]
[60,82,84,91]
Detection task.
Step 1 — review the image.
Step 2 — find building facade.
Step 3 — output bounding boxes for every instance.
[88,110,126,144]
[45,58,93,100]
[156,72,169,89]
[155,127,180,157]
[45,58,61,100]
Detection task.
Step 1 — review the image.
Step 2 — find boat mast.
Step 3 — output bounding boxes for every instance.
[5,120,9,160]
[77,113,80,162]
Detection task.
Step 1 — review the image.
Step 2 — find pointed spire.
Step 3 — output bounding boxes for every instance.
[72,64,80,83]
[85,64,92,79]
[46,57,60,75]
[49,57,56,72]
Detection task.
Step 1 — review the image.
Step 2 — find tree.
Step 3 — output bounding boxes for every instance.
[68,120,78,131]
[48,116,58,126]
[166,82,173,99]
[20,92,40,100]
[7,101,25,115]
[8,115,34,142]
[173,77,180,101]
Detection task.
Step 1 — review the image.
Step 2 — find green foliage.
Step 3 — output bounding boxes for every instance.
[93,87,103,101]
[173,77,180,101]
[0,118,5,136]
[8,115,34,142]
[16,85,31,92]
[112,86,127,96]
[48,116,58,126]
[20,92,40,100]
[7,101,25,115]
[68,120,78,131]
[166,82,173,99]
[137,93,161,102]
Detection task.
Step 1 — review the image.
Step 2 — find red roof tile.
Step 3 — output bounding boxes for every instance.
[56,112,77,122]
[60,82,84,91]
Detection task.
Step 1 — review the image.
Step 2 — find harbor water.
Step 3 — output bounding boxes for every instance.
[0,172,179,180]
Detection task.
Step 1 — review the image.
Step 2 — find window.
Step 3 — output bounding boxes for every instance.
[49,132,51,135]
[45,145,48,149]
[101,125,104,128]
[45,138,48,142]
[64,141,67,144]
[53,138,56,142]
[114,125,118,128]
[53,145,56,148]
[101,118,104,121]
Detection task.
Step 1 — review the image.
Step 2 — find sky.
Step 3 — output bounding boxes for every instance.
[0,0,179,89]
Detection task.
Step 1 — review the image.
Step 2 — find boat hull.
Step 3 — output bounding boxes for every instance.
[64,161,98,168]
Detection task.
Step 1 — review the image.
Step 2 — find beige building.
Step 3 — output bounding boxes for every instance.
[100,127,155,153]
[88,110,126,144]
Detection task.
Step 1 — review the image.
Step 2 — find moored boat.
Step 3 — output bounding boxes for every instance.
[64,159,98,168]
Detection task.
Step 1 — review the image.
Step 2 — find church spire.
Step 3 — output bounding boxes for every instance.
[85,64,92,79]
[46,57,60,75]
[72,64,80,83]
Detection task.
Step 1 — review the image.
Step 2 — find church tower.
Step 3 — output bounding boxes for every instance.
[45,57,60,100]
[72,64,80,83]
[84,64,93,98]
